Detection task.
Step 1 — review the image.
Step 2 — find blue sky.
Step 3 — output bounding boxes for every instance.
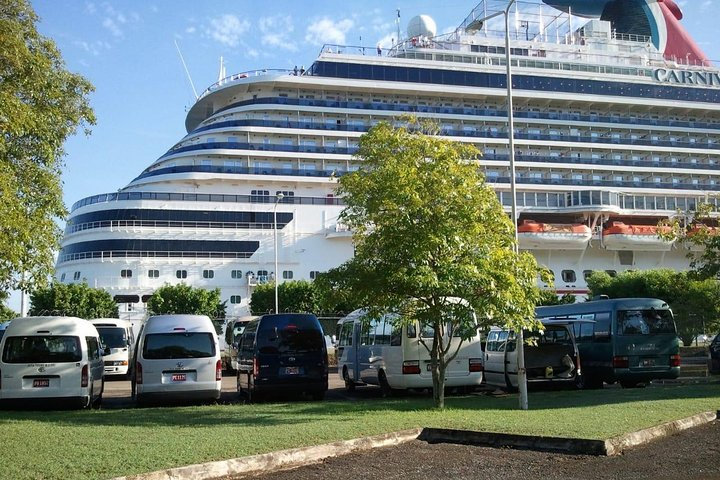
[8,0,719,311]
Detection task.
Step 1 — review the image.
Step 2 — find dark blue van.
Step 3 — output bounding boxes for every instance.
[236,313,328,401]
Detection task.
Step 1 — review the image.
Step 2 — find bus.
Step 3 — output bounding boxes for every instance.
[535,298,680,388]
[336,303,484,395]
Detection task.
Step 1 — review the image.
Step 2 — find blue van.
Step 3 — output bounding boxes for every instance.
[236,313,328,401]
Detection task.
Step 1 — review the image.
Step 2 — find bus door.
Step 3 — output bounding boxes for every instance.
[337,319,360,383]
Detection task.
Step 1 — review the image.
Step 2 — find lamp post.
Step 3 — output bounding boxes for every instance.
[503,0,528,412]
[273,192,284,314]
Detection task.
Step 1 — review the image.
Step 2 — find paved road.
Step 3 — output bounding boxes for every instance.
[101,367,369,408]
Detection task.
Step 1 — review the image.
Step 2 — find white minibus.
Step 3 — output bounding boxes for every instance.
[337,306,484,395]
[0,316,104,409]
[133,314,222,404]
[91,319,135,378]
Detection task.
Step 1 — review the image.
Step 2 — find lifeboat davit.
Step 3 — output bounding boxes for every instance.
[517,220,592,250]
[602,221,674,251]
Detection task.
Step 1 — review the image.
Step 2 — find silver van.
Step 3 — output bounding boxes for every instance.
[0,317,104,408]
[133,314,222,404]
[484,320,583,390]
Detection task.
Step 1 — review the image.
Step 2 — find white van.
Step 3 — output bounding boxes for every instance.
[91,319,135,378]
[484,320,583,390]
[337,306,484,395]
[133,314,222,404]
[0,317,104,408]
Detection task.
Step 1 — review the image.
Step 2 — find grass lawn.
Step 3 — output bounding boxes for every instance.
[1,383,719,480]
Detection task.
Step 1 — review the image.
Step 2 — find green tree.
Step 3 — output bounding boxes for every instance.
[0,0,95,293]
[320,121,545,408]
[249,280,320,315]
[29,282,118,318]
[536,288,576,306]
[0,291,17,321]
[586,269,720,345]
[147,283,226,318]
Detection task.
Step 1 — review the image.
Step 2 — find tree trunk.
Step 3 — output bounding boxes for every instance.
[431,326,446,409]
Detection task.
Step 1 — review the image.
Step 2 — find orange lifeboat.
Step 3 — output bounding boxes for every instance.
[517,220,592,250]
[686,224,718,251]
[602,221,674,251]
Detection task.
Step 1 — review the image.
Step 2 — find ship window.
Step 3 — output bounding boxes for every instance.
[73,271,81,281]
[148,270,159,278]
[203,270,214,279]
[231,270,243,279]
[310,270,321,280]
[605,270,617,277]
[176,270,188,279]
[230,295,242,304]
[283,270,293,280]
[60,273,66,282]
[561,270,576,283]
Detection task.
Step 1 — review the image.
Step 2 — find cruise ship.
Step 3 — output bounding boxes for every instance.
[56,0,720,322]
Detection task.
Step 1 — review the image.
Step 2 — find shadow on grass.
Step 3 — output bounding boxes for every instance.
[0,383,718,429]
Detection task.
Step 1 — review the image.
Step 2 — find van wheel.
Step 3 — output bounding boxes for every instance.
[378,371,393,398]
[342,367,355,392]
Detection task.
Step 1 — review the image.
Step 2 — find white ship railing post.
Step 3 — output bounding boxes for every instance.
[274,192,284,313]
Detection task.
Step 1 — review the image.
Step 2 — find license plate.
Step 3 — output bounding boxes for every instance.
[33,379,50,388]
[285,366,299,375]
[641,359,655,367]
[171,373,186,382]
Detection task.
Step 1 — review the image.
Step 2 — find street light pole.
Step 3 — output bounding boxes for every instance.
[504,0,528,411]
[273,192,284,314]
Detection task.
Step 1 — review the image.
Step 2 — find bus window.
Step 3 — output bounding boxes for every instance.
[338,321,353,347]
[360,320,375,345]
[390,323,402,346]
[593,312,611,340]
[373,318,390,345]
[617,309,675,335]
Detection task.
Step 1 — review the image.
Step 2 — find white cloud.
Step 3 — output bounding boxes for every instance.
[185,26,196,34]
[73,39,111,56]
[259,15,297,51]
[305,17,354,46]
[206,14,250,47]
[102,17,123,37]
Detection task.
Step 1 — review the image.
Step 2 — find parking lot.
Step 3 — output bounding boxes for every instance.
[101,368,377,408]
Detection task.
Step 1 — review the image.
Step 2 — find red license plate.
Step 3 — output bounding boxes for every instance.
[33,379,50,388]
[171,373,186,382]
[285,366,299,375]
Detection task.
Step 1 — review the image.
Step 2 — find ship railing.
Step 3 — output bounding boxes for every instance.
[57,250,255,264]
[64,220,289,235]
[197,68,294,101]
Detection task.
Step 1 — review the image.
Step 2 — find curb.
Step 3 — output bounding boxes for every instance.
[109,428,421,480]
[111,411,718,479]
[604,410,717,455]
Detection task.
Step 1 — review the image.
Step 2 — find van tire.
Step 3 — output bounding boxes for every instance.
[378,370,393,397]
[342,367,355,392]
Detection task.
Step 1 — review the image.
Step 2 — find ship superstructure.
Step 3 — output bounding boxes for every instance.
[57,0,720,322]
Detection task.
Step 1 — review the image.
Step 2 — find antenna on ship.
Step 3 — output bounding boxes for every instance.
[218,56,227,84]
[174,39,198,100]
[396,8,401,44]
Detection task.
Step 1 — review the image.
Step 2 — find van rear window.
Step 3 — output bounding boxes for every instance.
[617,309,676,335]
[258,316,323,354]
[143,333,216,359]
[2,336,83,363]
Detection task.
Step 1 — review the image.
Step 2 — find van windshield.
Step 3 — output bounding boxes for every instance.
[96,327,127,349]
[617,309,676,335]
[2,336,83,363]
[258,316,323,354]
[143,333,216,359]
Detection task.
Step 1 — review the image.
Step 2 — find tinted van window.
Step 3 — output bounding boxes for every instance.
[617,310,676,335]
[257,315,323,354]
[2,336,83,363]
[96,327,127,348]
[143,333,216,359]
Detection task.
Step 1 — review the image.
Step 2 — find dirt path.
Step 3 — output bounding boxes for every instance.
[233,420,720,480]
